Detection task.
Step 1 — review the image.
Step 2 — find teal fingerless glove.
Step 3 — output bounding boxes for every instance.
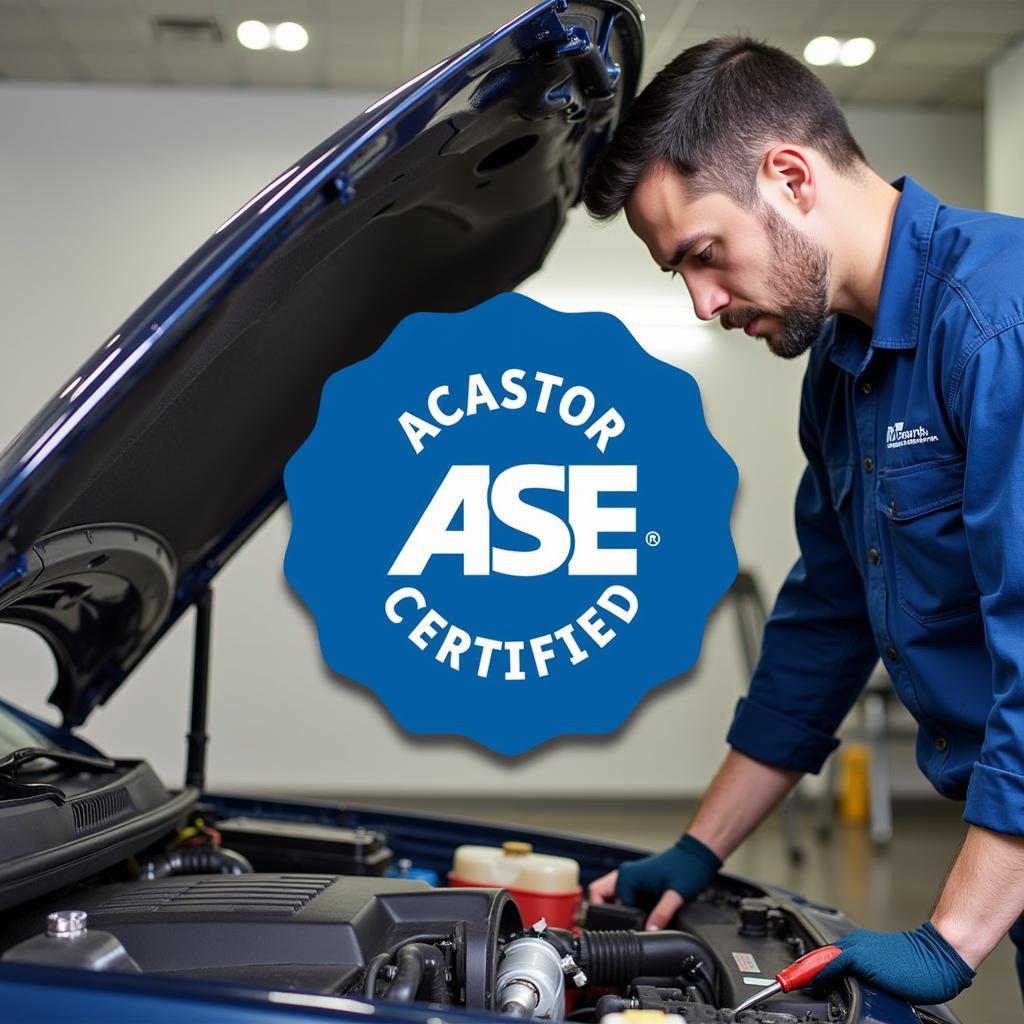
[817,922,975,1004]
[615,833,722,906]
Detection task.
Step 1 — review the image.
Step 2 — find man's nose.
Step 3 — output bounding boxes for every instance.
[691,284,730,322]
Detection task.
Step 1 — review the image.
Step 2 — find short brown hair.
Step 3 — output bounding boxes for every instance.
[582,36,867,218]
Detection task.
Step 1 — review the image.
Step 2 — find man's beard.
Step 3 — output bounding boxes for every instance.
[720,203,831,359]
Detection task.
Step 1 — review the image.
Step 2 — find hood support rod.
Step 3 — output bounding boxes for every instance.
[185,585,212,792]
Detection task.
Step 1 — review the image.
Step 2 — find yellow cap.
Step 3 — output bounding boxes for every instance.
[502,841,533,857]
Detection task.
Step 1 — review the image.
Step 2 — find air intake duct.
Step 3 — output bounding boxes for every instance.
[543,927,717,992]
[139,846,253,879]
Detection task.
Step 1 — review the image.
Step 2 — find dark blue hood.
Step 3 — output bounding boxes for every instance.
[0,1,643,730]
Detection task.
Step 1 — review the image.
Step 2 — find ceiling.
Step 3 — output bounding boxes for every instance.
[0,0,1021,107]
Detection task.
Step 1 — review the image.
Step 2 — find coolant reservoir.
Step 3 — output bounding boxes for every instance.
[449,841,582,928]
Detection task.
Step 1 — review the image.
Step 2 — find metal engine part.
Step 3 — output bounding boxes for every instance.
[2,910,140,972]
[496,935,567,1019]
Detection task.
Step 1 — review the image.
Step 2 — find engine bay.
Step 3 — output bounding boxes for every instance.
[0,799,850,1024]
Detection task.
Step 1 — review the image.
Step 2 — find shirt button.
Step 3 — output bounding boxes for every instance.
[885,645,899,662]
[935,737,948,752]
[889,499,897,516]
[861,381,873,395]
[868,547,880,565]
[863,457,874,473]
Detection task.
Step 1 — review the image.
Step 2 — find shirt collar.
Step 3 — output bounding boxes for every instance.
[829,176,940,374]
[871,176,940,349]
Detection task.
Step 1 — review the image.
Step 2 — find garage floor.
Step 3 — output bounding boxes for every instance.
[338,796,1019,1024]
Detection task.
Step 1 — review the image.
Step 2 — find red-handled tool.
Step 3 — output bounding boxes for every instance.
[732,944,842,1016]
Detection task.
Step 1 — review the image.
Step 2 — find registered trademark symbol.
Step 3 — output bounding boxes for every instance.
[645,530,661,547]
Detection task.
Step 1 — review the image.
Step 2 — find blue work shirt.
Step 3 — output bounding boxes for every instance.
[727,177,1024,836]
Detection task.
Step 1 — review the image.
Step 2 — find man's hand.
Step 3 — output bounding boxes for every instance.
[587,834,722,931]
[588,752,800,932]
[813,821,1024,1005]
[816,923,975,1005]
[588,867,685,930]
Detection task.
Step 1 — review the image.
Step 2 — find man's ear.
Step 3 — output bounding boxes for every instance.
[759,146,816,214]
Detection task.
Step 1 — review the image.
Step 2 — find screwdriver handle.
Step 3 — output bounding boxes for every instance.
[776,945,842,992]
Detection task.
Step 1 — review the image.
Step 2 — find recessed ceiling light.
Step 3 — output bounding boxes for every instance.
[237,20,271,50]
[153,16,223,45]
[273,21,309,52]
[839,37,876,67]
[803,36,841,66]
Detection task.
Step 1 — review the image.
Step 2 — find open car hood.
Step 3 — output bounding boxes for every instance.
[0,0,643,729]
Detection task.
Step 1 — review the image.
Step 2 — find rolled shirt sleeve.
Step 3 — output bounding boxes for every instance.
[954,324,1024,836]
[727,360,879,774]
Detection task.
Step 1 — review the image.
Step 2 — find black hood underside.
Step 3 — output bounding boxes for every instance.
[0,2,643,727]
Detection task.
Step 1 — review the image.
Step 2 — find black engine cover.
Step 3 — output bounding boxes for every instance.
[4,874,521,1002]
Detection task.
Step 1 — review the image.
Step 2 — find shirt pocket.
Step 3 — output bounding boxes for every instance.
[877,455,980,624]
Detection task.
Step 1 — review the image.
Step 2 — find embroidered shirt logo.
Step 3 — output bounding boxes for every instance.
[885,421,939,449]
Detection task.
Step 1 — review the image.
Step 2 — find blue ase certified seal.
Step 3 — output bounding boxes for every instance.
[284,293,737,755]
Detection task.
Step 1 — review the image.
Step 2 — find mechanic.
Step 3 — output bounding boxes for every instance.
[581,37,1024,1008]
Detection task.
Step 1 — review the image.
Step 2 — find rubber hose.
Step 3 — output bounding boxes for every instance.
[417,944,450,1005]
[382,946,424,1002]
[539,928,575,959]
[594,995,633,1018]
[385,933,450,956]
[381,943,449,1004]
[363,952,392,999]
[571,929,717,990]
[140,846,253,879]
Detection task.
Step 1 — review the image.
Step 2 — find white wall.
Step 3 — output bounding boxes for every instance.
[847,106,984,209]
[987,36,1024,216]
[0,83,983,795]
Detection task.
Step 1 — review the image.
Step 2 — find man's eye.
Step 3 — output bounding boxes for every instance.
[697,244,714,265]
